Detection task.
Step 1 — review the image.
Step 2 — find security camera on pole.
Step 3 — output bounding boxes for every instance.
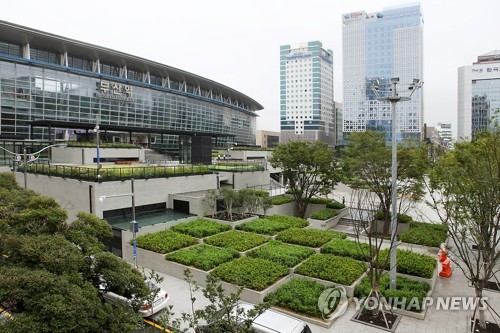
[371,77,423,290]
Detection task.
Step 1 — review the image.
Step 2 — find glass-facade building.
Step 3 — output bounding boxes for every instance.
[458,51,500,141]
[280,41,335,146]
[0,20,262,155]
[342,3,424,143]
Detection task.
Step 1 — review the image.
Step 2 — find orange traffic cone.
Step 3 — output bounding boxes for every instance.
[439,258,452,278]
[439,246,447,263]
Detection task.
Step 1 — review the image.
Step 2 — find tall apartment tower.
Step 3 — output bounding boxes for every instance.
[342,3,424,143]
[435,122,453,148]
[280,41,335,146]
[458,51,500,141]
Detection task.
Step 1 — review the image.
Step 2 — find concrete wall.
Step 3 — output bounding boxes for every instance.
[15,172,91,222]
[218,170,270,190]
[14,172,217,222]
[228,150,272,161]
[52,147,145,164]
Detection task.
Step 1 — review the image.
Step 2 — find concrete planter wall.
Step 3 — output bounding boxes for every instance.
[203,215,259,228]
[265,201,326,218]
[307,208,349,230]
[291,272,367,298]
[369,220,410,235]
[388,287,433,320]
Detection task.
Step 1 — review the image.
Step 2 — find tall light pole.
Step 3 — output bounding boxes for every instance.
[1,143,67,189]
[374,77,422,290]
[95,114,101,178]
[99,178,138,268]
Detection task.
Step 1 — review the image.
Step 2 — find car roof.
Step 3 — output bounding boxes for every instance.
[238,304,303,333]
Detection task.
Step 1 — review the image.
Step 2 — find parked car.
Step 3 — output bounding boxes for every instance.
[198,303,312,333]
[101,280,169,317]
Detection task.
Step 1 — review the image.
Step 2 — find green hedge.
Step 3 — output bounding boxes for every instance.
[171,218,231,238]
[246,241,315,267]
[326,200,345,209]
[276,228,346,248]
[165,244,239,271]
[310,209,339,220]
[211,257,288,291]
[399,221,447,247]
[295,254,367,286]
[355,275,430,313]
[320,239,374,262]
[306,197,331,205]
[204,230,268,252]
[236,215,308,235]
[375,211,413,223]
[270,195,294,205]
[135,230,197,254]
[265,278,334,318]
[379,249,437,278]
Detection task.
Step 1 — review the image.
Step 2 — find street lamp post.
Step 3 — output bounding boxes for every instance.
[374,77,422,290]
[99,178,138,268]
[0,143,67,189]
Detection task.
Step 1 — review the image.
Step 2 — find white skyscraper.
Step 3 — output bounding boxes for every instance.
[458,51,500,141]
[342,3,424,143]
[280,41,335,146]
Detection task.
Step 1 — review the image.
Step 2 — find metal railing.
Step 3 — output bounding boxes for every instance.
[26,164,213,182]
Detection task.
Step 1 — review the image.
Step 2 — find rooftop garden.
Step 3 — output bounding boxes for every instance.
[235,215,309,235]
[165,244,239,271]
[135,230,197,254]
[171,218,231,238]
[276,228,346,248]
[203,230,268,252]
[246,240,315,268]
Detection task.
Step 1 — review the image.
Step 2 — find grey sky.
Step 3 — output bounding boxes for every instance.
[2,0,499,137]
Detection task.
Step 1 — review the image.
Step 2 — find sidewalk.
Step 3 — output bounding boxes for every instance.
[143,263,499,333]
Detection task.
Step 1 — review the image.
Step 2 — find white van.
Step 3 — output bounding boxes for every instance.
[198,303,312,333]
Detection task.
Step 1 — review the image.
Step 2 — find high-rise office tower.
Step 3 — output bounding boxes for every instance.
[342,3,423,143]
[280,41,335,146]
[458,51,500,141]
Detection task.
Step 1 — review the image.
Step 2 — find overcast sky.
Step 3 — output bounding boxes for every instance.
[2,0,499,137]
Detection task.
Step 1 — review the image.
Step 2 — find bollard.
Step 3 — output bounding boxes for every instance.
[439,257,452,278]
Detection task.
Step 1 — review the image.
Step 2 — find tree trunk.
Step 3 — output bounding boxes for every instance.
[476,287,486,329]
[297,200,307,219]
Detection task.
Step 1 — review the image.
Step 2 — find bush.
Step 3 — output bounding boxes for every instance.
[320,239,374,261]
[276,228,346,248]
[375,211,413,223]
[171,218,231,238]
[165,244,239,271]
[355,275,430,313]
[265,278,333,318]
[236,215,308,235]
[211,257,288,291]
[379,249,437,278]
[310,209,339,220]
[246,240,315,267]
[270,195,294,205]
[306,197,331,205]
[135,230,197,254]
[252,190,270,198]
[326,200,345,209]
[295,254,367,285]
[204,230,268,252]
[399,221,448,247]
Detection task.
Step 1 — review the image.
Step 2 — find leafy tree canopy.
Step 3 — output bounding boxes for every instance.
[269,140,339,218]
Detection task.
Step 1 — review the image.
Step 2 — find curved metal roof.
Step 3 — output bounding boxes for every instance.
[0,20,263,111]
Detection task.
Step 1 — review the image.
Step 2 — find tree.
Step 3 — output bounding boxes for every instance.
[269,140,339,218]
[428,129,500,331]
[0,173,149,332]
[341,131,428,329]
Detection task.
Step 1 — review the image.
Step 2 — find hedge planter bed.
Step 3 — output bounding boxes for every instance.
[246,240,315,268]
[170,218,231,238]
[135,229,197,254]
[210,257,289,291]
[165,244,239,271]
[309,209,340,220]
[379,249,437,279]
[320,238,375,262]
[204,230,268,252]
[265,278,335,319]
[355,274,431,319]
[236,215,309,235]
[295,254,367,287]
[399,221,448,248]
[276,228,346,248]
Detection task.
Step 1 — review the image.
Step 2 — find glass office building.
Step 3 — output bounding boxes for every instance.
[458,51,500,141]
[0,20,262,155]
[342,3,423,143]
[280,41,335,146]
